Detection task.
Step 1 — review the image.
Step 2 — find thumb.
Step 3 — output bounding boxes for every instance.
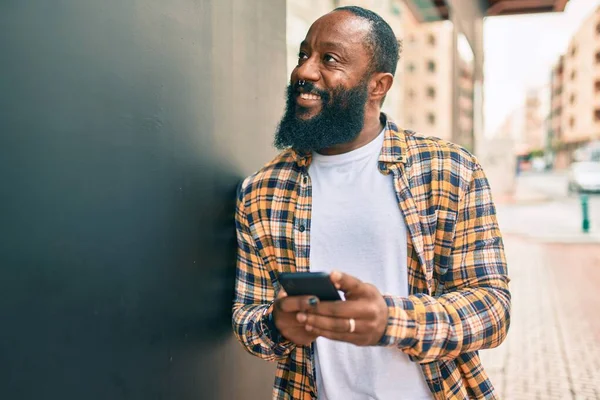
[330,270,363,295]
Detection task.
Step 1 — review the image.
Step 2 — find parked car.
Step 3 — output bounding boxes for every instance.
[567,161,600,194]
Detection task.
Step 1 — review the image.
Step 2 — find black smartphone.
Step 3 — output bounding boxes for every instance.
[278,272,342,301]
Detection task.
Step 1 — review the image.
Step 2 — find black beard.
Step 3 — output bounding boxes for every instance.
[274,80,369,153]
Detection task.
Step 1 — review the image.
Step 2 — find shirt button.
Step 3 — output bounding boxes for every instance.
[303,176,308,184]
[298,225,306,232]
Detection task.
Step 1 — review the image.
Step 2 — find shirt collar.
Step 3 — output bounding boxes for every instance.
[378,113,407,165]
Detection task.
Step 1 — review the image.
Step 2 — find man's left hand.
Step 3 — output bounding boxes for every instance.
[296,271,389,346]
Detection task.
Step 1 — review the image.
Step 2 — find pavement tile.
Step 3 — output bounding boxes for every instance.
[480,236,600,400]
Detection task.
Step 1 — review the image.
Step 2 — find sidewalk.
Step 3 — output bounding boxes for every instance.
[480,236,600,399]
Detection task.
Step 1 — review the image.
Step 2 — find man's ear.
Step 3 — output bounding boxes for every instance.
[369,72,394,104]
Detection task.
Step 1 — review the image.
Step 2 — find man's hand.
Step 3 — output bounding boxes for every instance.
[272,290,319,346]
[297,271,388,346]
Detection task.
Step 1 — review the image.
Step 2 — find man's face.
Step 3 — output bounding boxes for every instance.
[274,11,374,153]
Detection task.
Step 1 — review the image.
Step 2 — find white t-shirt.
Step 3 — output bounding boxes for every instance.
[308,129,431,400]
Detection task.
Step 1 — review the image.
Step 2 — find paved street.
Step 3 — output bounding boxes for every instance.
[479,171,600,399]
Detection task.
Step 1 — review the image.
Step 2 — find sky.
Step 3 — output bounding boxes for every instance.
[483,0,600,137]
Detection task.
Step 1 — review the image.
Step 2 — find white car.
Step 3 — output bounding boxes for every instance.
[567,161,600,194]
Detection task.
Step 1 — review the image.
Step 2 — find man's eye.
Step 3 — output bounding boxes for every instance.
[298,52,308,61]
[324,55,337,63]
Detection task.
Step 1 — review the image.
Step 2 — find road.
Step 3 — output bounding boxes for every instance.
[495,171,600,242]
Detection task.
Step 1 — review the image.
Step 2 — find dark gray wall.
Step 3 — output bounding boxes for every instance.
[0,0,283,398]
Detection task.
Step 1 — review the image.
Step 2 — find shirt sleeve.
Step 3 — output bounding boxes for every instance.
[377,162,511,363]
[231,180,295,362]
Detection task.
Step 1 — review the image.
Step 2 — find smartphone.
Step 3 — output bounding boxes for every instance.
[278,272,342,301]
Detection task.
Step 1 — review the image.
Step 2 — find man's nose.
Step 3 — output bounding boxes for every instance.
[296,56,320,83]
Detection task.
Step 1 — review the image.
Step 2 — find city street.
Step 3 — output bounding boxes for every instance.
[480,170,600,399]
[495,171,600,243]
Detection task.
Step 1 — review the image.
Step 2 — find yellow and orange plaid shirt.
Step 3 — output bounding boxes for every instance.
[232,115,511,399]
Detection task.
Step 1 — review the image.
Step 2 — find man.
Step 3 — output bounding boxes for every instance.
[233,6,510,400]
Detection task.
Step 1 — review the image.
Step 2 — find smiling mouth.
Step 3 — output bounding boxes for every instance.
[298,92,321,101]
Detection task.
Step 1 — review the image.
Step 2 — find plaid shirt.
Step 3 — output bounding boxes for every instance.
[233,115,511,399]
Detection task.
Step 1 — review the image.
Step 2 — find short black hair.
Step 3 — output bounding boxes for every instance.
[334,6,401,76]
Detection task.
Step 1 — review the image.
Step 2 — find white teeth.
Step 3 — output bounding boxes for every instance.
[300,93,321,100]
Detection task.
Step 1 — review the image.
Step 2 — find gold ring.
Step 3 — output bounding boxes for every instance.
[348,318,356,333]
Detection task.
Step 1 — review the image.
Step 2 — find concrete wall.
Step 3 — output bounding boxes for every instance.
[0,0,283,398]
[447,0,486,153]
[561,7,600,144]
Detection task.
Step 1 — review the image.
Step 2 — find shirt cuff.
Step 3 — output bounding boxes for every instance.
[257,306,294,356]
[377,295,419,349]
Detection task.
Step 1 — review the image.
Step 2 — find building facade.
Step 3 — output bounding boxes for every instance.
[551,6,600,167]
[525,86,550,153]
[402,17,454,141]
[549,56,564,148]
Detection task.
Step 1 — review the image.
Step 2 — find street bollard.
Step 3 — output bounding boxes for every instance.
[581,194,590,233]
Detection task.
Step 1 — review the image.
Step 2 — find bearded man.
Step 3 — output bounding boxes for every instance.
[232,6,511,400]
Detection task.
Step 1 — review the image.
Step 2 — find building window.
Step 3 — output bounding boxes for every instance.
[571,45,577,57]
[427,61,436,73]
[428,34,436,46]
[597,22,600,34]
[571,70,577,80]
[427,113,436,125]
[570,116,575,128]
[407,63,415,73]
[595,109,600,122]
[596,51,600,64]
[427,86,436,98]
[595,80,600,92]
[408,89,416,99]
[570,94,576,105]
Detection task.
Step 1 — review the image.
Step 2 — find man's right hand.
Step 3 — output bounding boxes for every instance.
[272,290,319,346]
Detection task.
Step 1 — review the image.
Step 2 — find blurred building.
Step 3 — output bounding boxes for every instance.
[549,55,565,165]
[287,0,569,153]
[496,87,549,153]
[495,107,526,155]
[402,17,454,141]
[551,6,600,168]
[525,87,551,152]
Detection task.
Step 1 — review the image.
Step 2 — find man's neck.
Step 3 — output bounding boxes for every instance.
[317,112,384,156]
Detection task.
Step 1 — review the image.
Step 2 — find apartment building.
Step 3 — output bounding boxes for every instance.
[402,17,454,141]
[525,87,550,152]
[549,56,564,146]
[551,6,600,167]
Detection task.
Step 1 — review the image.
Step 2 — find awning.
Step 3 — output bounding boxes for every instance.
[486,0,569,17]
[405,0,569,22]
